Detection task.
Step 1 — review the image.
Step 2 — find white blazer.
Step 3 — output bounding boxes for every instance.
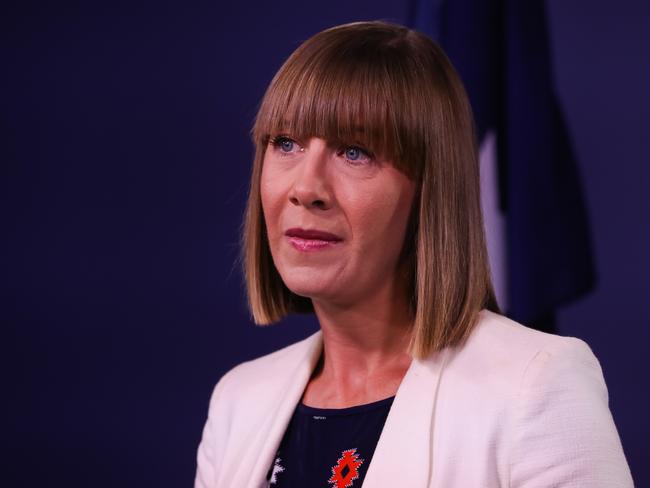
[195,310,633,487]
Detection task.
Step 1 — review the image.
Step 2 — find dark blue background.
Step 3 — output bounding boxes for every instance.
[3,1,648,486]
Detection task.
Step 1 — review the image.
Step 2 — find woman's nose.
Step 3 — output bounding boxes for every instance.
[288,139,332,210]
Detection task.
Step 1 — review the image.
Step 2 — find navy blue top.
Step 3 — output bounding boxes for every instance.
[266,395,395,487]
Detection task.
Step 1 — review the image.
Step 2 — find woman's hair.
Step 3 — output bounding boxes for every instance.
[241,20,499,359]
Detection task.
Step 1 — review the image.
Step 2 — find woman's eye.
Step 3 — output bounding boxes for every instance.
[341,146,372,164]
[345,147,362,160]
[271,136,298,154]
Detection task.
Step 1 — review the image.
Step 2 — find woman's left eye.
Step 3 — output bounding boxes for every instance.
[340,146,372,164]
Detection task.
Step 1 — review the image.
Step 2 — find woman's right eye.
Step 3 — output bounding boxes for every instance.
[271,136,298,154]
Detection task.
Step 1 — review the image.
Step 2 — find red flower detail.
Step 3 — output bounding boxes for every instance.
[328,448,364,488]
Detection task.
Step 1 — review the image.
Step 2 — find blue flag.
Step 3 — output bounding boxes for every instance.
[411,0,596,330]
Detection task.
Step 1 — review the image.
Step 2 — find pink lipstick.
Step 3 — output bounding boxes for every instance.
[285,228,343,252]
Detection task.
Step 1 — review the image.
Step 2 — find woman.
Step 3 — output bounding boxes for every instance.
[196,21,632,487]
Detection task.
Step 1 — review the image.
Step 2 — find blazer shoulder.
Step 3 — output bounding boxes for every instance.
[444,310,601,398]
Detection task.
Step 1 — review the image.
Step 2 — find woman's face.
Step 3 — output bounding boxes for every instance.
[261,135,416,308]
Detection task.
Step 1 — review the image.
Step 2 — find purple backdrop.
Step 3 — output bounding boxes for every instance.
[2,0,648,486]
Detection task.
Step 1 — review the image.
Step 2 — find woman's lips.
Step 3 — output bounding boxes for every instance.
[284,228,343,252]
[287,236,341,252]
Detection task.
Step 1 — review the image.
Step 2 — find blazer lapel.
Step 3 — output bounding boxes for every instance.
[228,331,324,488]
[362,349,448,487]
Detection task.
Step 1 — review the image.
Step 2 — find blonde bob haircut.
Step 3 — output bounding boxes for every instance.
[242,20,499,359]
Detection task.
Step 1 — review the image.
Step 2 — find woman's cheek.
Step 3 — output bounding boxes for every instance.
[260,167,286,220]
[343,202,385,250]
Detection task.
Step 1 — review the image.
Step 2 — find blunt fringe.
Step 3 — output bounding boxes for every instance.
[241,21,499,359]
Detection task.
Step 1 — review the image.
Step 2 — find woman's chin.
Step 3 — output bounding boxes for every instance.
[284,281,332,301]
[281,274,343,303]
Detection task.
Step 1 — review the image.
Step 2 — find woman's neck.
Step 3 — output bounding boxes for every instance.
[304,284,414,408]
